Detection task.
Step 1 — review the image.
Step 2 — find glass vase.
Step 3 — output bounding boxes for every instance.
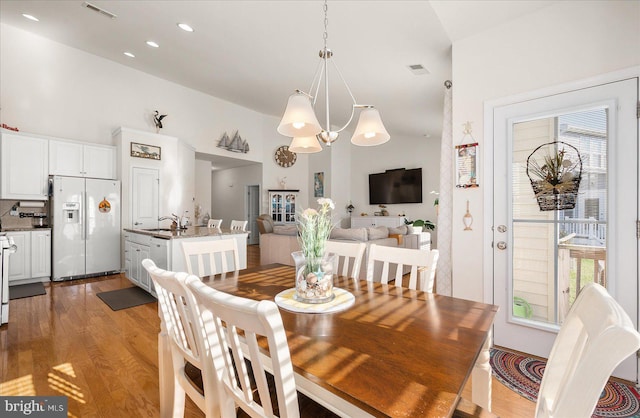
[291,251,336,304]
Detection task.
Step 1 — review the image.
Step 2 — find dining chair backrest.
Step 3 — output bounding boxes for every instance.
[141,259,219,417]
[207,218,222,229]
[185,276,301,418]
[324,241,366,280]
[366,244,439,292]
[535,283,640,418]
[230,220,248,231]
[182,238,240,277]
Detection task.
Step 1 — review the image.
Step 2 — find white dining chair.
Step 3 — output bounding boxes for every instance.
[230,220,248,231]
[366,244,439,292]
[324,241,366,280]
[141,259,220,418]
[185,276,338,418]
[535,282,640,418]
[182,239,240,277]
[207,218,222,229]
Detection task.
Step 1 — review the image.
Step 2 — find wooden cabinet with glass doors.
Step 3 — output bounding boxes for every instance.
[268,190,299,224]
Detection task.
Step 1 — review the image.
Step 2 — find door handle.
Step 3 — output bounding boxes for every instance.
[134,222,142,226]
[497,241,507,250]
[497,225,507,233]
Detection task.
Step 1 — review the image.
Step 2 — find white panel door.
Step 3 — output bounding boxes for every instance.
[31,230,51,278]
[492,78,638,381]
[131,167,159,229]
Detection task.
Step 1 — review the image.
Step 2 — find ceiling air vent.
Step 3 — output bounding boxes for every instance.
[82,2,117,19]
[407,64,430,75]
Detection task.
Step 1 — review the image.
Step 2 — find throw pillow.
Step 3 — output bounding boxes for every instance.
[330,227,368,242]
[388,225,409,235]
[273,225,298,236]
[367,226,389,240]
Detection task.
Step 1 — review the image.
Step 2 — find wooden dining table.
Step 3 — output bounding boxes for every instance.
[174,264,498,418]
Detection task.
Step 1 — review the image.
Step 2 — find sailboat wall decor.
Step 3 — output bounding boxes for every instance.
[217,131,249,154]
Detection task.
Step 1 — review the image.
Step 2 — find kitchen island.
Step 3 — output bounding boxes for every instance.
[123,226,249,295]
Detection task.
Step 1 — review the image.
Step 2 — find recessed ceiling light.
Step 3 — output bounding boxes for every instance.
[124,52,135,58]
[22,14,39,22]
[146,41,159,48]
[177,23,194,32]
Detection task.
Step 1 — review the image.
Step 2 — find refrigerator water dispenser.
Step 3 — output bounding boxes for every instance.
[62,202,80,223]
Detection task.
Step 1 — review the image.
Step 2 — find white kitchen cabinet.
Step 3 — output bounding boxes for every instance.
[6,232,31,282]
[6,230,52,283]
[268,190,299,224]
[31,229,51,279]
[124,232,167,295]
[49,139,116,179]
[0,132,49,200]
[350,216,406,228]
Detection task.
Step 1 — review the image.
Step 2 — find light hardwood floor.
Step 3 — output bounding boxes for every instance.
[0,244,535,417]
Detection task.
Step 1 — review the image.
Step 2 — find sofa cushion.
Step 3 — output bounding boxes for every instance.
[330,227,368,242]
[388,225,409,235]
[367,226,389,240]
[273,225,298,236]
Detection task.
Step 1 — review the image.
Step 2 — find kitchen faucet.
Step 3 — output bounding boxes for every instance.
[158,211,189,229]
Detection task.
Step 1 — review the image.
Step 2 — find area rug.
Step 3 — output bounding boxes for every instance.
[491,348,640,417]
[9,282,46,299]
[97,286,156,311]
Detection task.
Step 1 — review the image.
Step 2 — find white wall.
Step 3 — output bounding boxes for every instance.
[211,164,262,229]
[451,0,640,302]
[194,159,213,222]
[349,133,441,232]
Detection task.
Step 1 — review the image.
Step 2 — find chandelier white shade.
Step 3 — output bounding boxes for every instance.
[277,0,389,151]
[288,136,323,153]
[350,107,390,146]
[276,92,322,137]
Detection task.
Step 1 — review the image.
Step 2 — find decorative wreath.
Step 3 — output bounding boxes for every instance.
[526,141,582,211]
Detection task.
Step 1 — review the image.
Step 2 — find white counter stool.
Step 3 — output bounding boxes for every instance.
[182,239,240,277]
[230,220,248,231]
[207,219,222,228]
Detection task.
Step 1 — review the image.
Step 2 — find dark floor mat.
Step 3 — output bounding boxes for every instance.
[97,286,156,311]
[9,282,46,299]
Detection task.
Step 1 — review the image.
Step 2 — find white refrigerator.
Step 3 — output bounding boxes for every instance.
[51,176,121,281]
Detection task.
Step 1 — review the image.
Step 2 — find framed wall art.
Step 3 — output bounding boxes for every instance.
[131,142,161,160]
[455,142,479,188]
[314,172,324,197]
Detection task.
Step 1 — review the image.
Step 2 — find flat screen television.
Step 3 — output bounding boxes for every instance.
[369,168,423,204]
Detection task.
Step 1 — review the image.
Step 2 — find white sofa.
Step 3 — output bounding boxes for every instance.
[257,215,430,281]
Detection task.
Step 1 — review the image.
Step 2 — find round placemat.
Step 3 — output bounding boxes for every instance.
[275,288,355,314]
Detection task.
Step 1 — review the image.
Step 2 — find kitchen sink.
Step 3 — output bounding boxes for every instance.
[142,228,174,232]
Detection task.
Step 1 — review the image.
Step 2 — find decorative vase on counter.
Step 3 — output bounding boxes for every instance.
[291,251,336,304]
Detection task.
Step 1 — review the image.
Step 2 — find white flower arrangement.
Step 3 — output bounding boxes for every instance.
[297,198,335,262]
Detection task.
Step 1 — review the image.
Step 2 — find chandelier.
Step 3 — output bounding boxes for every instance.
[277,0,390,153]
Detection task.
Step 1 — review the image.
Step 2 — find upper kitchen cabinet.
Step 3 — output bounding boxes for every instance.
[49,139,116,179]
[0,131,49,200]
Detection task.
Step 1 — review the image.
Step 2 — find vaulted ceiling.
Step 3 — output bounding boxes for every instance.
[0,1,558,145]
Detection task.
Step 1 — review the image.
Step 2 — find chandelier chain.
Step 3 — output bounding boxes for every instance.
[323,0,328,46]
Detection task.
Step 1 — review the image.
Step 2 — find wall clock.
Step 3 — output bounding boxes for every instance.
[274,145,297,168]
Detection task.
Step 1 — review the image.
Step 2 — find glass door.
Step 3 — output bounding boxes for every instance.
[492,78,638,381]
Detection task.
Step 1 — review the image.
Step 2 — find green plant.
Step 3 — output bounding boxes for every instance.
[404,218,435,230]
